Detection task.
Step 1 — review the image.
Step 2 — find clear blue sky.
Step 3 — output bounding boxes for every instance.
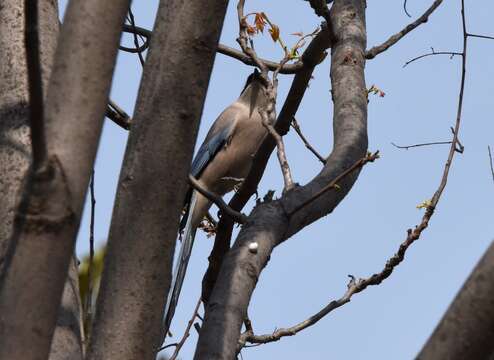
[58,1,494,359]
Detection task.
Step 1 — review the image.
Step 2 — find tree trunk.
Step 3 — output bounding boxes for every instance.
[0,1,84,359]
[417,241,494,360]
[87,1,229,359]
[0,1,129,359]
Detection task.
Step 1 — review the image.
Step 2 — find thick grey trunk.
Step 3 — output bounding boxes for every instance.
[0,1,129,359]
[87,1,229,359]
[417,241,494,360]
[0,1,84,359]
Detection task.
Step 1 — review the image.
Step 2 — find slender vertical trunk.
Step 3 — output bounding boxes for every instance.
[87,1,229,359]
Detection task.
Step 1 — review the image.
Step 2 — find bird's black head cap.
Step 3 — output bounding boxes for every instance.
[240,68,262,94]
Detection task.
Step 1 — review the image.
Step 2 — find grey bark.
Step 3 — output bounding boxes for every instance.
[87,1,229,359]
[0,1,84,359]
[50,258,85,360]
[0,1,129,359]
[0,0,57,276]
[194,1,367,358]
[417,241,494,360]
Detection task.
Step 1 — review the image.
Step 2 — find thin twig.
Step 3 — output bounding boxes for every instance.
[106,100,131,130]
[84,170,96,333]
[429,0,467,208]
[391,140,452,150]
[467,33,494,41]
[127,7,145,67]
[403,0,412,17]
[168,298,202,360]
[120,25,150,53]
[236,0,296,191]
[488,146,494,184]
[403,48,462,67]
[366,0,444,60]
[120,24,303,74]
[188,175,248,224]
[24,0,47,170]
[288,151,380,216]
[291,117,326,164]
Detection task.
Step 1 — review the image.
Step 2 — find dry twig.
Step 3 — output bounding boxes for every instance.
[106,100,131,130]
[126,7,145,66]
[291,117,326,164]
[366,0,444,59]
[488,146,494,184]
[288,151,380,216]
[189,175,248,224]
[167,298,202,360]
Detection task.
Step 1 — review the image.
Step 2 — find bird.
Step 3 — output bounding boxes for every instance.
[162,68,270,338]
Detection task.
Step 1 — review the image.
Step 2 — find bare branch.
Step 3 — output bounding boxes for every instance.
[126,7,145,66]
[366,0,444,59]
[238,203,434,349]
[488,146,494,184]
[106,100,131,130]
[467,33,494,41]
[391,140,452,150]
[288,151,379,216]
[403,0,412,17]
[429,0,467,209]
[168,298,202,360]
[120,23,303,74]
[403,48,462,67]
[24,0,47,170]
[291,117,326,164]
[189,175,248,224]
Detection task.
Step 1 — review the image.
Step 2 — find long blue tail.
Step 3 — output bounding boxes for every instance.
[162,191,198,340]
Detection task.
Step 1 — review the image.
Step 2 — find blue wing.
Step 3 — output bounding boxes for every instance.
[179,120,235,231]
[190,123,234,178]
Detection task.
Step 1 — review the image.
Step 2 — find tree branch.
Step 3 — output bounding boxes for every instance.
[403,48,462,67]
[194,1,368,358]
[288,151,379,216]
[467,33,494,41]
[291,116,326,164]
[106,100,131,130]
[120,23,303,74]
[238,204,434,349]
[168,298,202,360]
[189,175,248,224]
[391,141,452,150]
[489,146,494,184]
[126,7,145,66]
[365,0,444,60]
